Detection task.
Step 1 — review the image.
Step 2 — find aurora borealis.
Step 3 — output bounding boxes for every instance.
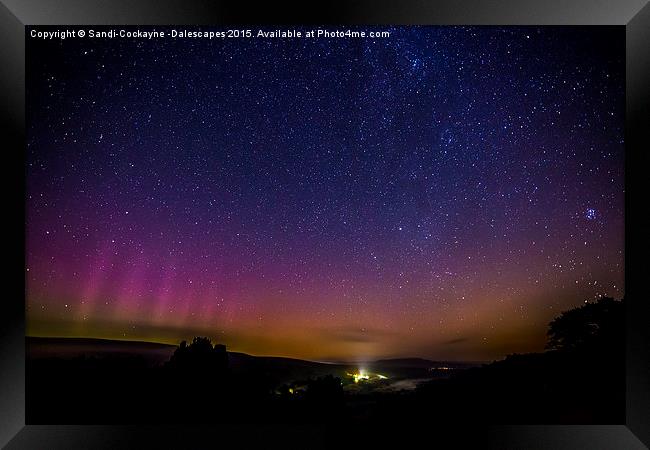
[26,27,624,362]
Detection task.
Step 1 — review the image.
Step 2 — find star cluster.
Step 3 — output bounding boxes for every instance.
[26,27,624,361]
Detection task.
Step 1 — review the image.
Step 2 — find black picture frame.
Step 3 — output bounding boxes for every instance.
[2,1,648,448]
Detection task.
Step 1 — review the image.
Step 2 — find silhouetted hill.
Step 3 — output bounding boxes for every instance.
[370,357,479,369]
[27,336,177,365]
[27,336,176,350]
[25,297,624,424]
[27,336,478,379]
[227,351,353,384]
[371,357,435,368]
[27,336,345,369]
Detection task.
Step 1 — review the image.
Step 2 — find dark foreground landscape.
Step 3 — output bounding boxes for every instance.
[27,297,624,424]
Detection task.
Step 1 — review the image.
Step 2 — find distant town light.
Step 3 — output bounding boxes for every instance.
[346,370,387,383]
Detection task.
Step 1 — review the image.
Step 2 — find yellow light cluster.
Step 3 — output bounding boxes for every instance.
[347,370,387,383]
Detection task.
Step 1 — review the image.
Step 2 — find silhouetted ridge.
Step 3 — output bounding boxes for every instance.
[26,297,625,424]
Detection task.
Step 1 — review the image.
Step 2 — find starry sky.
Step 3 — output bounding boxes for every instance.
[26,26,624,362]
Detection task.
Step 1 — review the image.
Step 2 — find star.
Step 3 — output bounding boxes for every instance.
[585,208,597,220]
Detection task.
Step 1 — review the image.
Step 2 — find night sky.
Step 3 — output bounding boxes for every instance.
[26,27,624,362]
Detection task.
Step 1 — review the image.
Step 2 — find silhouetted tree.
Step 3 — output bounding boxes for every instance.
[546,296,624,353]
[166,337,228,373]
